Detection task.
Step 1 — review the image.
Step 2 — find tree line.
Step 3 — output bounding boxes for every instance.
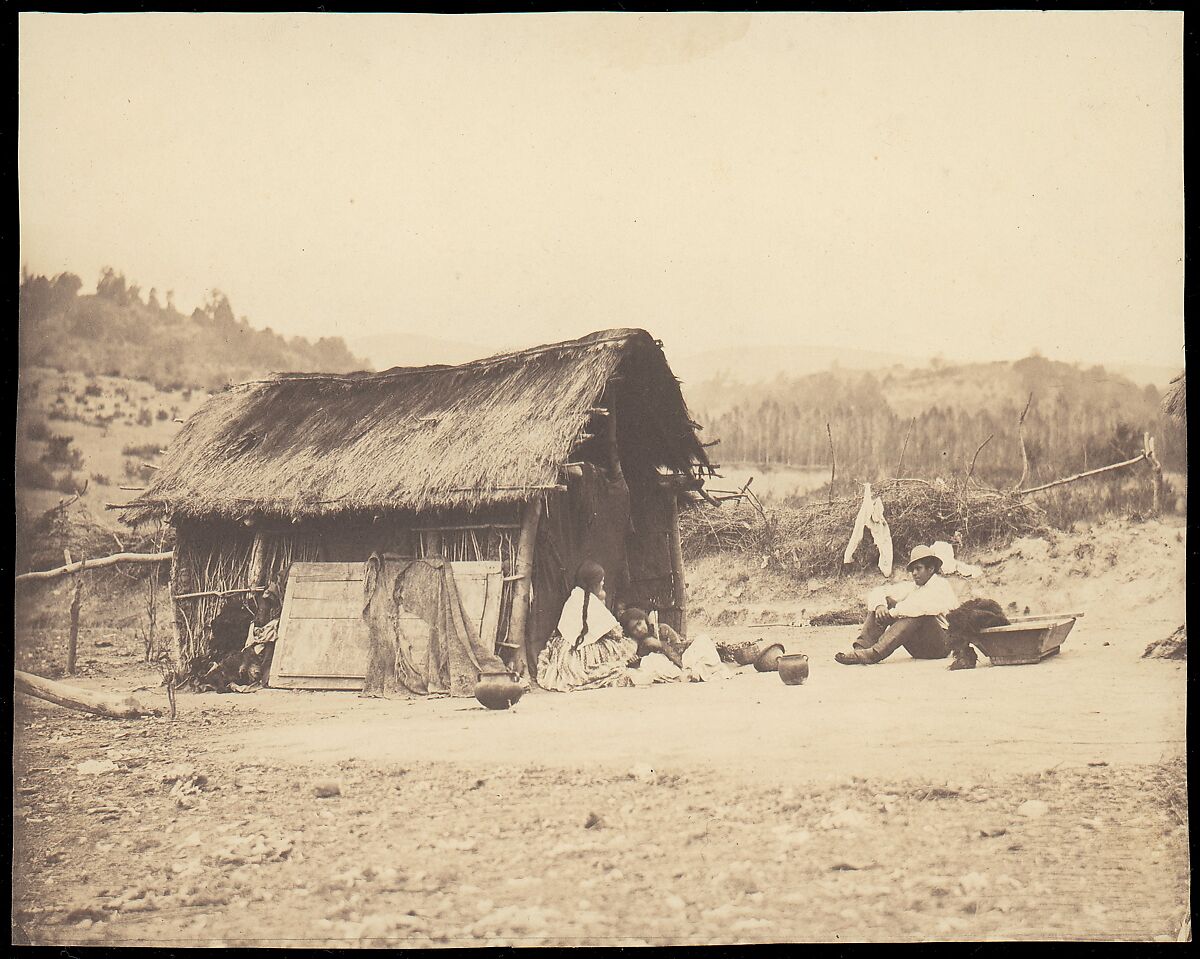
[692,357,1186,488]
[19,267,366,391]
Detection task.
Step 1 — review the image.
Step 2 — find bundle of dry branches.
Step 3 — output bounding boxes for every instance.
[681,478,1044,581]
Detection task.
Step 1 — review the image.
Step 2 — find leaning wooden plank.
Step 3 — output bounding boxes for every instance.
[15,550,174,584]
[14,670,162,719]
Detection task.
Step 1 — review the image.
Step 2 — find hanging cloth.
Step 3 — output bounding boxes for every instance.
[361,554,507,698]
[843,482,894,576]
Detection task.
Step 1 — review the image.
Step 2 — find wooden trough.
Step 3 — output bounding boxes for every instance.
[974,613,1081,666]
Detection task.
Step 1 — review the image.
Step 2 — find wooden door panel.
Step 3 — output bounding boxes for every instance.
[269,560,504,690]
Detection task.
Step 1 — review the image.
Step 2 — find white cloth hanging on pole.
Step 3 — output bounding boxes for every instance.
[843,482,894,576]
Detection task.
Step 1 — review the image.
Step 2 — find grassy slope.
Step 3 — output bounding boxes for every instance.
[16,368,209,527]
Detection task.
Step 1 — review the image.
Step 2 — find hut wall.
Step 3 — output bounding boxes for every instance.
[170,505,521,671]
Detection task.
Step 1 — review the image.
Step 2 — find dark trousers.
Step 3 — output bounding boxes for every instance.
[854,610,951,662]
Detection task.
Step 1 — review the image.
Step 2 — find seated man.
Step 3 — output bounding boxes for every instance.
[835,545,958,665]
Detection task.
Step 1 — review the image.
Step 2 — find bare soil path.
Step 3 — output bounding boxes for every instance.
[12,517,1189,945]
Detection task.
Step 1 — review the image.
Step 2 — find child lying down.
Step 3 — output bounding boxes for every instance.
[617,607,729,685]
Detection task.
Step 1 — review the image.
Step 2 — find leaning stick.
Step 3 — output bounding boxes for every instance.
[966,433,994,482]
[171,586,267,601]
[15,670,162,719]
[895,417,915,476]
[1017,451,1148,496]
[16,550,174,584]
[826,423,836,505]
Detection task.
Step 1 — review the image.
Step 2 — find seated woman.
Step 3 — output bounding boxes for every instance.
[536,562,640,692]
[618,607,728,684]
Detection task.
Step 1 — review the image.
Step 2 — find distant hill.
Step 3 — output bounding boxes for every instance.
[1109,362,1183,391]
[671,344,1181,397]
[347,332,496,371]
[18,268,370,391]
[672,342,921,387]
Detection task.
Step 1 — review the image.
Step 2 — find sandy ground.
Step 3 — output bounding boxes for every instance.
[11,516,1190,945]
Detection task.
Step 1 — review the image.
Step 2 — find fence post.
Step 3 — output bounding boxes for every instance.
[1145,433,1165,515]
[64,549,82,676]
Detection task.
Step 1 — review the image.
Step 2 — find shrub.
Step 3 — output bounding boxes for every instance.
[123,459,156,482]
[42,434,83,470]
[137,408,153,427]
[24,419,51,442]
[84,382,103,398]
[182,389,193,402]
[121,442,160,457]
[156,408,169,421]
[90,472,112,485]
[56,473,82,495]
[16,459,58,490]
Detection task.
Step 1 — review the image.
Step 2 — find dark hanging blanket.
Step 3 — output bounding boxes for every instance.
[361,554,508,698]
[529,464,633,677]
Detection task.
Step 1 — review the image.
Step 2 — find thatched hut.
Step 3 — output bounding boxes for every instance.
[121,329,714,684]
[1162,371,1185,421]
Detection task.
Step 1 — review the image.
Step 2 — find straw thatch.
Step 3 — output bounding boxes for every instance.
[123,329,709,524]
[1162,371,1185,420]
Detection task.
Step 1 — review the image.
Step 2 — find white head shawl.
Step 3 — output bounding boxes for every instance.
[556,587,621,647]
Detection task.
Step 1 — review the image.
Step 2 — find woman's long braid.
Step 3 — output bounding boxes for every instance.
[578,591,591,645]
[573,560,606,646]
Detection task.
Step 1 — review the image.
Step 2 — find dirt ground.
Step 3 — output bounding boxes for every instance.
[12,517,1190,945]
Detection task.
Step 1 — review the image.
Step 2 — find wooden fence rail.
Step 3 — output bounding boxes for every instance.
[15,550,174,584]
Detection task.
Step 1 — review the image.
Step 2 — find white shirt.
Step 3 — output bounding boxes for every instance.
[866,574,958,630]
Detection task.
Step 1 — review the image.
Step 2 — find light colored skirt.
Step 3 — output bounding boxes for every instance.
[629,633,728,686]
[536,631,638,692]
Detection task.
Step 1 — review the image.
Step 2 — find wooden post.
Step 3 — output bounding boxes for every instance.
[507,496,543,680]
[247,531,268,588]
[63,550,82,676]
[666,490,688,638]
[605,408,625,485]
[1145,433,1165,515]
[167,543,188,672]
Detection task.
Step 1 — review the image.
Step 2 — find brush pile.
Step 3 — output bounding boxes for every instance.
[16,498,172,576]
[681,478,1044,581]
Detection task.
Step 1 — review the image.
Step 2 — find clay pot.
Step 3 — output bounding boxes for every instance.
[777,653,810,685]
[753,643,786,672]
[474,670,524,710]
[732,643,764,666]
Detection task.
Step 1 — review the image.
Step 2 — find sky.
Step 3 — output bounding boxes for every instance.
[18,12,1185,369]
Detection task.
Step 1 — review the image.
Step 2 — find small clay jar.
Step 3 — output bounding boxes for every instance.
[754,643,786,672]
[777,653,810,685]
[474,670,525,709]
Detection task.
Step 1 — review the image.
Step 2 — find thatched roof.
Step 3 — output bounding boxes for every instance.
[123,329,710,524]
[1162,370,1185,420]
